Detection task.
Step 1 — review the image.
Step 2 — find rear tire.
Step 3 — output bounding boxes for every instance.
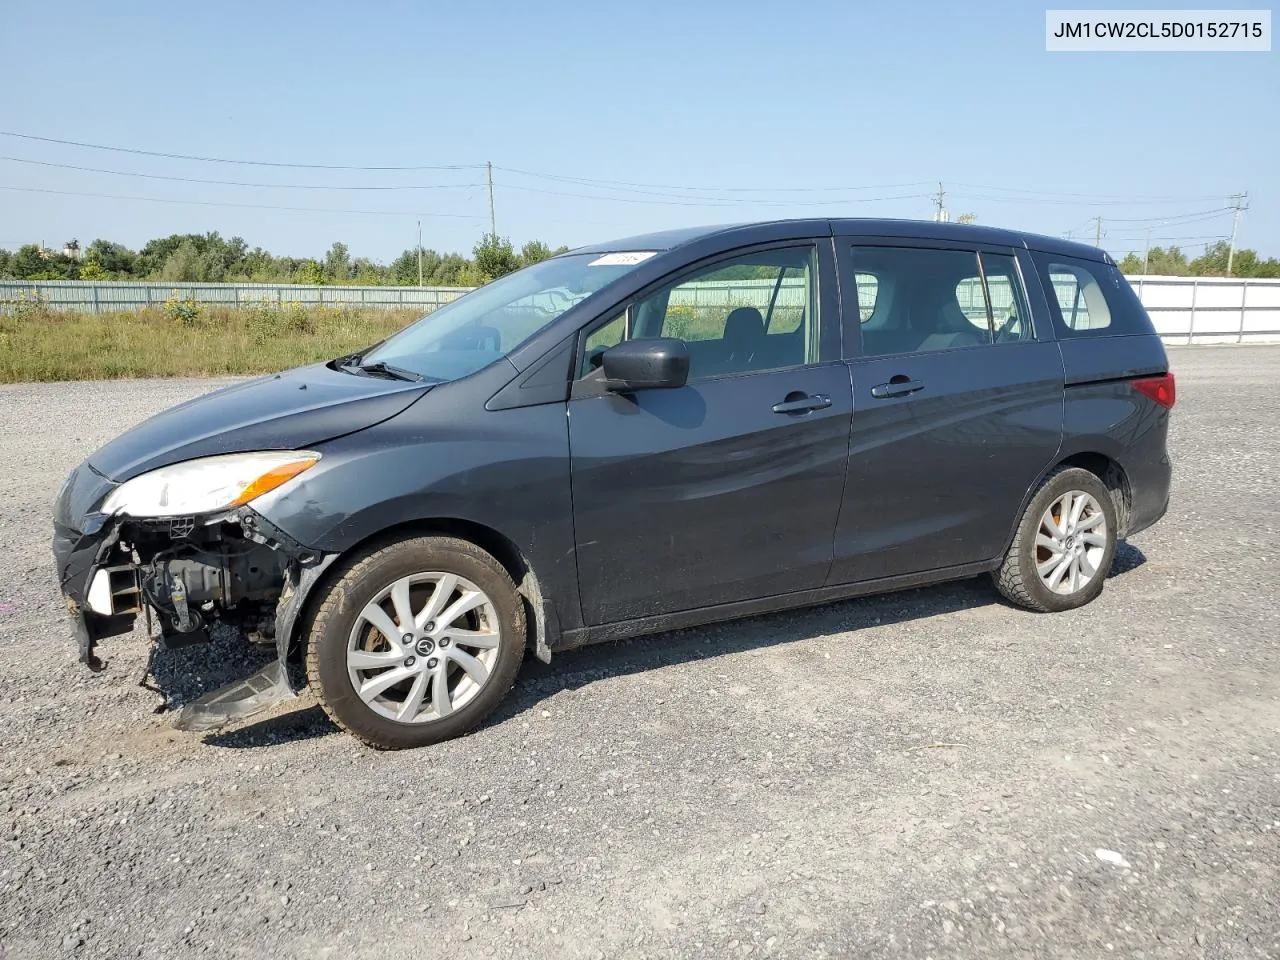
[993,467,1117,613]
[305,536,526,749]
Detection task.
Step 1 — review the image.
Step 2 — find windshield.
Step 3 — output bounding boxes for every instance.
[357,251,656,381]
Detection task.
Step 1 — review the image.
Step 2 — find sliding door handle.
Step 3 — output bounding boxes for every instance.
[870,378,924,399]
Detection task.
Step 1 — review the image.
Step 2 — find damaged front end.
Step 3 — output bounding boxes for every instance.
[52,455,334,732]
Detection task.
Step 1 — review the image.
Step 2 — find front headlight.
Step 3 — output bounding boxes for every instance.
[99,451,320,518]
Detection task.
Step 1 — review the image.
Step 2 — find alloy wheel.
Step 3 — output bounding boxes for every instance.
[345,572,501,724]
[1034,490,1109,595]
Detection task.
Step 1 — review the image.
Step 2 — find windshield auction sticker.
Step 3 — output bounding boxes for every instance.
[589,252,658,266]
[1046,9,1271,50]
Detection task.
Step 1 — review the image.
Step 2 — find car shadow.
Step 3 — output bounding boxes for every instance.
[175,543,1146,747]
[200,702,337,749]
[139,631,330,748]
[487,542,1149,728]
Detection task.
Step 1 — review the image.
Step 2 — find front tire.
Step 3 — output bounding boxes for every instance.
[305,536,526,749]
[993,467,1118,613]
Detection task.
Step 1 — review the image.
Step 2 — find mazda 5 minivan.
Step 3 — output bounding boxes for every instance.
[53,219,1173,749]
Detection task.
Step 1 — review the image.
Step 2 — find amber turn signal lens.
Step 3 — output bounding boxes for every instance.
[230,456,319,507]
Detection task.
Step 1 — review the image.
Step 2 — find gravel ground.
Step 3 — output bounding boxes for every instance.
[1,347,1277,960]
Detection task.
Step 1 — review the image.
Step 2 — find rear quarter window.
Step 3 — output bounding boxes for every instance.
[1032,253,1155,339]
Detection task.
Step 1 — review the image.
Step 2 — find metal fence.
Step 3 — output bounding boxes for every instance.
[1129,276,1280,345]
[3,276,1279,345]
[0,281,469,314]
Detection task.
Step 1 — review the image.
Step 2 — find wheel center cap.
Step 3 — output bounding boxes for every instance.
[415,637,435,656]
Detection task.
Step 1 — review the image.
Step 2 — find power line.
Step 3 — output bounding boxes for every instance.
[0,130,931,195]
[498,169,934,203]
[1069,209,1233,242]
[0,130,486,171]
[1110,233,1230,243]
[496,167,931,195]
[0,155,485,191]
[951,191,1229,208]
[950,181,1221,203]
[1091,207,1231,224]
[1061,217,1096,238]
[0,184,488,219]
[496,181,931,208]
[496,165,933,196]
[0,130,1236,216]
[1105,217,1233,235]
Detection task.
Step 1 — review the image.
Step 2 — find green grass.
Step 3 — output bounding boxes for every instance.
[0,302,422,382]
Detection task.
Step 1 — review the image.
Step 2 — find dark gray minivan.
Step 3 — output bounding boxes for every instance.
[53,219,1174,749]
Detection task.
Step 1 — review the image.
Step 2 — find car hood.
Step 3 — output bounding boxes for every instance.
[87,363,433,481]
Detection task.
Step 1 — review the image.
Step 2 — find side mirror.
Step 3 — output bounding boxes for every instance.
[601,338,689,391]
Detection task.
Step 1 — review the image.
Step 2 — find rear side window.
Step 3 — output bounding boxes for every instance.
[1033,254,1154,339]
[849,246,1035,357]
[1046,262,1112,331]
[851,247,990,356]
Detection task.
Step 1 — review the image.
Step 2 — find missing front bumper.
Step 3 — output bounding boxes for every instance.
[55,503,337,733]
[169,553,337,733]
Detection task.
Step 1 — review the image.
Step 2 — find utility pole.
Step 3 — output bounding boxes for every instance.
[417,219,423,287]
[1226,192,1249,276]
[933,182,946,222]
[487,161,496,239]
[1093,216,1103,247]
[1142,226,1151,275]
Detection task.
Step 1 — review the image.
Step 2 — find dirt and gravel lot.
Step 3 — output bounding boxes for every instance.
[1,346,1277,960]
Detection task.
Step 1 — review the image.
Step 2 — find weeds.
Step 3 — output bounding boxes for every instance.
[164,294,203,326]
[2,290,55,324]
[0,304,422,382]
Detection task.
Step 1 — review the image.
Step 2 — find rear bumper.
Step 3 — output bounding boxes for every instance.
[1126,447,1172,538]
[1128,485,1169,537]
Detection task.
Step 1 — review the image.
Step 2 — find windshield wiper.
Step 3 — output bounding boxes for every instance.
[351,360,424,382]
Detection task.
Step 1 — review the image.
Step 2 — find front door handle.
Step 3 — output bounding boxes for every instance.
[870,377,925,399]
[772,392,832,414]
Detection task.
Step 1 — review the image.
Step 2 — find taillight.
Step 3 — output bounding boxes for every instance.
[1133,372,1175,409]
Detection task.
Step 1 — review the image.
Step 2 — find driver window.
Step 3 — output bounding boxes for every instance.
[580,312,626,376]
[578,246,818,381]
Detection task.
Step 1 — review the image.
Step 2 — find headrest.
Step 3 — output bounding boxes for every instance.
[723,307,765,352]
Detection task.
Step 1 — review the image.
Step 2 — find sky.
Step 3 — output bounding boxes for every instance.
[1,0,1276,264]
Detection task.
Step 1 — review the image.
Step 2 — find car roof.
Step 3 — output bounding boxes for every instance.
[571,224,751,253]
[571,218,1109,263]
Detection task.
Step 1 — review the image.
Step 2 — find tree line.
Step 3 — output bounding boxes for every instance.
[0,233,569,286]
[1115,241,1280,278]
[4,233,1279,284]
